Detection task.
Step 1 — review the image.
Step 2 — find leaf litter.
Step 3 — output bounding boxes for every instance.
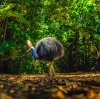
[0,73,100,99]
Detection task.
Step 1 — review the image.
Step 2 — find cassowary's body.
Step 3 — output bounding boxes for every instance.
[27,37,64,77]
[36,37,64,62]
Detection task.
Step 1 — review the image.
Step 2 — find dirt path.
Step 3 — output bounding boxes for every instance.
[0,73,100,99]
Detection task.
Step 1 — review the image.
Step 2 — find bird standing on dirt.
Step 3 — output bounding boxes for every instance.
[26,37,64,76]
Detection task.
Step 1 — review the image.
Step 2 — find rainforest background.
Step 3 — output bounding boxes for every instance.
[0,0,100,74]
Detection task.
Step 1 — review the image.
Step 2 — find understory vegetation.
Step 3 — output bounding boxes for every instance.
[0,0,100,74]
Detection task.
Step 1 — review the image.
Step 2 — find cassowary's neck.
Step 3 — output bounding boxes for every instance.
[31,47,39,60]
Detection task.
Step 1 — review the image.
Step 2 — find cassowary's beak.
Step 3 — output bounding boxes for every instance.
[26,48,31,54]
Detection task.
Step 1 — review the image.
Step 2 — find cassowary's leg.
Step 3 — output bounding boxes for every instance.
[49,62,52,76]
[49,62,55,76]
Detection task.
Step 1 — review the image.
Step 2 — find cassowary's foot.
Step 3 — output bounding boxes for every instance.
[52,73,56,77]
[48,69,54,77]
[47,72,56,78]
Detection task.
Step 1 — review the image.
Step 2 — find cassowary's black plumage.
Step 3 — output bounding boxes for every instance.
[26,37,64,77]
[36,37,64,61]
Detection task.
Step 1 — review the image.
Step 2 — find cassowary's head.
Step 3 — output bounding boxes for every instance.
[26,40,32,49]
[26,40,37,69]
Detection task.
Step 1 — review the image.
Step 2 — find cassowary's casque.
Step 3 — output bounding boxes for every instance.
[26,37,64,76]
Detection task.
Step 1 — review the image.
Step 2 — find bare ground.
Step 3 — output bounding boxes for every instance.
[0,73,100,99]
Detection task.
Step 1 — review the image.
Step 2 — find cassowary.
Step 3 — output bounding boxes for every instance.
[26,37,64,76]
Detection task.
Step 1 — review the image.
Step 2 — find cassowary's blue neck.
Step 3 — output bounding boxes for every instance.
[31,47,39,60]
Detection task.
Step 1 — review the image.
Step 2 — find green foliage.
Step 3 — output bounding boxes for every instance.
[1,0,100,74]
[0,3,29,24]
